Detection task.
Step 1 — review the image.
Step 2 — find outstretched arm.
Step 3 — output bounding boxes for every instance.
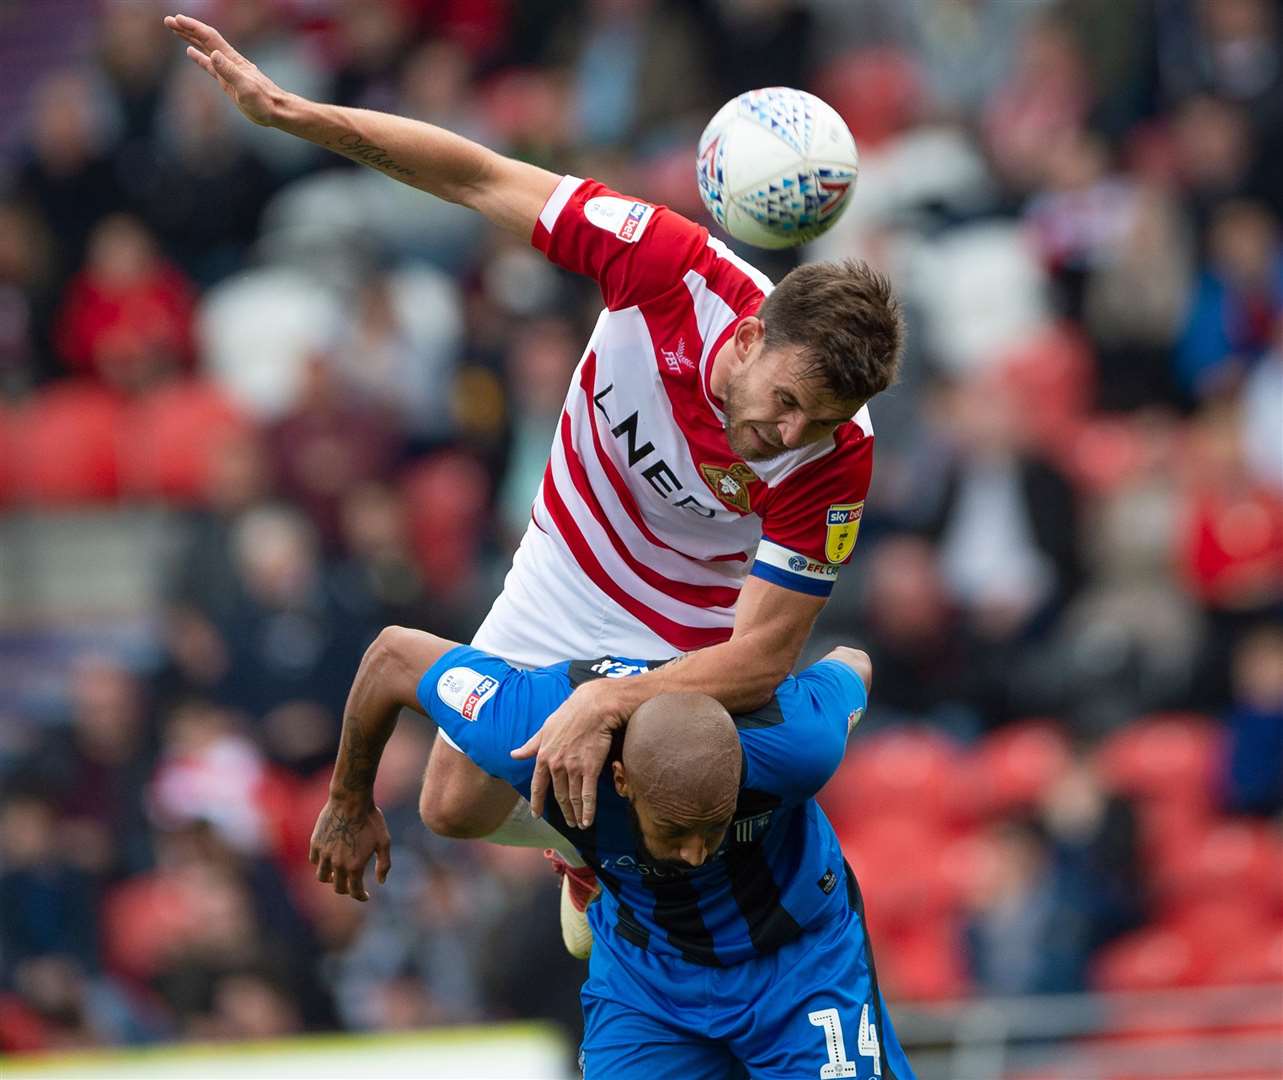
[164,14,559,237]
[309,626,460,901]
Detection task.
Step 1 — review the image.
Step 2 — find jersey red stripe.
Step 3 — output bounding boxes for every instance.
[577,353,746,564]
[540,468,732,651]
[557,410,742,609]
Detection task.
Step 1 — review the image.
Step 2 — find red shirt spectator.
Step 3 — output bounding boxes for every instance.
[53,214,195,389]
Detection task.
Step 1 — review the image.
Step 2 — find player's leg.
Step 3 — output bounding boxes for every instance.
[730,892,916,1080]
[580,986,744,1080]
[417,734,518,838]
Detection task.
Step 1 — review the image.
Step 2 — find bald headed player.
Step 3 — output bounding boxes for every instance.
[310,628,916,1080]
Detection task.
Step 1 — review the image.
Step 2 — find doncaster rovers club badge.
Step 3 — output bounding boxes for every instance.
[824,502,864,563]
[700,462,758,513]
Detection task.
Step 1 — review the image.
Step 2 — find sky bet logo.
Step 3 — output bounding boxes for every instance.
[827,506,861,526]
[618,201,650,242]
[461,676,498,720]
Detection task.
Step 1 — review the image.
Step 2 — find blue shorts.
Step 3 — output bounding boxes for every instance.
[580,890,916,1080]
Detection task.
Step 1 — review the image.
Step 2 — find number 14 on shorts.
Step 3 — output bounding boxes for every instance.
[808,1004,881,1078]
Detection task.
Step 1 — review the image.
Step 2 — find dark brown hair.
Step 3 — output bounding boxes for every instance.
[757,259,904,403]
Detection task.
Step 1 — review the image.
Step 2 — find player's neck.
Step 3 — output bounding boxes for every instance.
[708,337,735,402]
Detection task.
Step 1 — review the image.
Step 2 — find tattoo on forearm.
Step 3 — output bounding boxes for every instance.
[338,720,383,793]
[334,133,416,177]
[323,810,360,853]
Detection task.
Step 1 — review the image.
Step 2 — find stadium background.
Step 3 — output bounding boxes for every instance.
[0,0,1281,1076]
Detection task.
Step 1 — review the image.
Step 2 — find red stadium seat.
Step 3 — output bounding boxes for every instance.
[1092,924,1212,991]
[838,813,956,928]
[1207,922,1283,986]
[119,379,248,503]
[1153,818,1283,911]
[821,728,969,829]
[0,403,15,508]
[1096,713,1224,806]
[970,718,1072,814]
[876,918,970,1002]
[10,381,124,504]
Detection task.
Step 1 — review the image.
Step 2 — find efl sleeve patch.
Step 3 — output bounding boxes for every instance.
[750,539,840,597]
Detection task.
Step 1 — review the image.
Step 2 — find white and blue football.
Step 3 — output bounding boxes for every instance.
[696,87,859,250]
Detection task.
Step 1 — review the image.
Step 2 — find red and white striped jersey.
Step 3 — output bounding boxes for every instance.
[503,176,873,656]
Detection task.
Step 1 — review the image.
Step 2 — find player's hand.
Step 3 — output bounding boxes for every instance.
[511,679,627,829]
[308,795,392,902]
[164,13,288,127]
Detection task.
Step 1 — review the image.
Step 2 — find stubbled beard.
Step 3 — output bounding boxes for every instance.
[626,801,695,874]
[722,380,782,462]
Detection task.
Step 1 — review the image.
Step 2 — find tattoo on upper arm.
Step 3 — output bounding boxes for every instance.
[333,133,415,177]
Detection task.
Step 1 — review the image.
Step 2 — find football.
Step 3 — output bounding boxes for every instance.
[696,87,859,250]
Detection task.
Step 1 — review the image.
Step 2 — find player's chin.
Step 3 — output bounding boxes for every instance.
[729,425,780,462]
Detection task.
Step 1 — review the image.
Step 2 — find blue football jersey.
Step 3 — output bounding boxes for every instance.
[418,648,865,968]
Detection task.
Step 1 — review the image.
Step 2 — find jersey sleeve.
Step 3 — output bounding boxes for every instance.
[750,419,873,598]
[416,645,572,798]
[739,658,868,805]
[531,176,708,310]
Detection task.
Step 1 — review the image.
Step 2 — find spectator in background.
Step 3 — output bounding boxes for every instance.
[983,14,1093,194]
[1222,624,1283,816]
[0,792,98,976]
[212,503,376,738]
[551,0,713,148]
[1082,184,1191,410]
[1178,398,1283,617]
[52,214,195,391]
[856,535,981,734]
[40,657,156,880]
[0,201,57,393]
[12,71,125,283]
[925,376,1082,721]
[963,817,1091,995]
[1178,199,1283,399]
[131,65,275,285]
[1240,317,1282,490]
[270,358,402,550]
[326,267,464,447]
[496,316,579,544]
[1038,748,1147,951]
[1024,127,1138,321]
[95,0,174,151]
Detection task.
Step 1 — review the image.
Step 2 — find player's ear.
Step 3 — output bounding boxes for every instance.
[733,315,764,359]
[611,760,629,798]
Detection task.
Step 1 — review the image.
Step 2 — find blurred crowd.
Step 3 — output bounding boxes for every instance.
[1,0,1281,1059]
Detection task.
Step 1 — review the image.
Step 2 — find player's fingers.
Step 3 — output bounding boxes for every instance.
[185,45,216,75]
[209,50,240,82]
[528,761,549,817]
[579,774,597,829]
[316,854,333,883]
[551,764,574,826]
[332,866,350,896]
[349,864,367,902]
[375,840,391,884]
[307,842,319,866]
[170,14,240,59]
[510,730,541,760]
